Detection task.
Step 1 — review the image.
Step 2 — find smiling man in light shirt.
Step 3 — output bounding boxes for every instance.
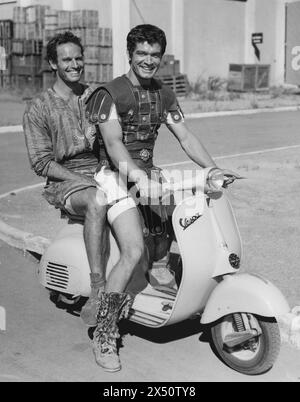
[23,31,118,368]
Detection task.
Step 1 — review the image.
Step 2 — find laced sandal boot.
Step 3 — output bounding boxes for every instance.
[80,273,105,327]
[92,292,131,372]
[118,293,134,320]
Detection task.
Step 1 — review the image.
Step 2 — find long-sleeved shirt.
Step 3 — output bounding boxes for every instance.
[23,85,98,177]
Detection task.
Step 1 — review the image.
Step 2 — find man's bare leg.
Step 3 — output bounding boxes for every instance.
[106,207,145,293]
[69,187,108,325]
[92,206,146,372]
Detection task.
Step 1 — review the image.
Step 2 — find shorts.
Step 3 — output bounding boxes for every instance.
[43,179,100,220]
[94,167,136,224]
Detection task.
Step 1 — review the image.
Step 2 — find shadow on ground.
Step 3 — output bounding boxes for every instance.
[118,317,210,344]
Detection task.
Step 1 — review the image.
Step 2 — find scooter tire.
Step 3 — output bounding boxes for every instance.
[49,290,83,308]
[211,314,281,375]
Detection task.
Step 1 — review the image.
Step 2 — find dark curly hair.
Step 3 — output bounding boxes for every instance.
[46,31,84,66]
[127,24,167,60]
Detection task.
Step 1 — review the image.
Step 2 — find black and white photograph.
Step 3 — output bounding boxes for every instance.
[0,0,299,385]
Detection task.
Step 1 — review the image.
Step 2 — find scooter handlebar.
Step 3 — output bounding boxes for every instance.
[161,167,217,194]
[161,167,243,195]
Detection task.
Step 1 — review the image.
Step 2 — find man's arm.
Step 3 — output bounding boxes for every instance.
[99,119,147,182]
[167,121,241,182]
[23,102,95,185]
[99,119,162,197]
[46,162,96,185]
[166,121,217,168]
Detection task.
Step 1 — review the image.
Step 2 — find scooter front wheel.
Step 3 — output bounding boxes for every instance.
[211,313,281,375]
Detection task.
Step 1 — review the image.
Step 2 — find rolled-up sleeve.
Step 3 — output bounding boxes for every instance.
[23,100,54,177]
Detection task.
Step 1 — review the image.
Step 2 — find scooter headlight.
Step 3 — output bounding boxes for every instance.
[206,168,225,191]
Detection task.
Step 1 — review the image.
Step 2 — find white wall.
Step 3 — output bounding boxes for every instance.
[130,0,173,53]
[242,0,287,86]
[183,0,246,83]
[251,0,285,85]
[112,0,130,77]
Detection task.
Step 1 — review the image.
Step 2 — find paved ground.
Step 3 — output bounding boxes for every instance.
[0,110,300,382]
[1,240,300,383]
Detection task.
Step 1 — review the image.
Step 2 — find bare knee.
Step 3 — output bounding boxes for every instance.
[86,189,107,218]
[120,242,144,270]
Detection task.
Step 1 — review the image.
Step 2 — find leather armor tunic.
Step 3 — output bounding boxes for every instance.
[86,75,183,171]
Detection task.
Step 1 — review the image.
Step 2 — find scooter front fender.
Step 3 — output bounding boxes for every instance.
[200,273,290,324]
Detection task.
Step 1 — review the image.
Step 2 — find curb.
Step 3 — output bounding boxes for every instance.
[185,105,300,119]
[1,105,300,135]
[0,125,22,134]
[0,219,50,255]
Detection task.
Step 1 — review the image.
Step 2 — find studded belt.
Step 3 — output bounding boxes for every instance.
[138,148,152,162]
[98,148,153,172]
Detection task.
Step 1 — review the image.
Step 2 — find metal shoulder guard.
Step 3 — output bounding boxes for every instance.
[85,87,114,124]
[168,105,184,123]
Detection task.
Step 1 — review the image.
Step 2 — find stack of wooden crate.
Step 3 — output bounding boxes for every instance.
[43,8,59,44]
[13,7,26,39]
[0,20,13,89]
[50,9,113,86]
[156,54,188,97]
[24,5,49,40]
[1,5,114,92]
[9,4,50,91]
[84,27,113,84]
[41,8,59,90]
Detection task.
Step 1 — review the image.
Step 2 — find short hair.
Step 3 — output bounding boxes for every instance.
[46,31,84,65]
[127,24,167,59]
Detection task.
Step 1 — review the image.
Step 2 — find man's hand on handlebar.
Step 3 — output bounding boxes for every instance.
[221,169,244,188]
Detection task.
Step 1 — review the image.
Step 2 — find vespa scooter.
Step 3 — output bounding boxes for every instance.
[38,167,290,375]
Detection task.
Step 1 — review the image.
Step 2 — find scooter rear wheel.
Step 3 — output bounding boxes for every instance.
[49,290,82,307]
[211,313,281,375]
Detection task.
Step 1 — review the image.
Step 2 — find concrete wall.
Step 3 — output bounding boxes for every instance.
[182,0,246,84]
[129,0,173,53]
[242,0,292,86]
[250,0,285,86]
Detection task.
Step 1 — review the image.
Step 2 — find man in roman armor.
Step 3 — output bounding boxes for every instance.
[86,24,237,373]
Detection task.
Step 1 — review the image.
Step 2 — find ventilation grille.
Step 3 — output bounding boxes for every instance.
[46,262,69,290]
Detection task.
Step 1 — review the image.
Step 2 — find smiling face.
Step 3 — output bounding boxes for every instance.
[130,41,162,80]
[49,42,84,84]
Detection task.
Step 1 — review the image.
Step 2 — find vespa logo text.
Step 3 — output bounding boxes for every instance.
[179,213,201,230]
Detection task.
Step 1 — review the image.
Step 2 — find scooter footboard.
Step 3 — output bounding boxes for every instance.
[200,273,290,324]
